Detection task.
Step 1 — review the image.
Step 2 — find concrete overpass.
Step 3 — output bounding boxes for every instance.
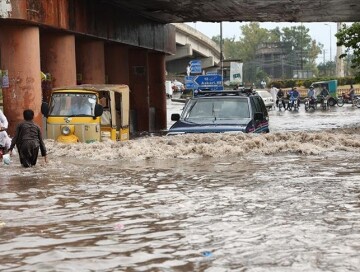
[0,0,358,136]
[166,23,221,76]
[100,0,360,23]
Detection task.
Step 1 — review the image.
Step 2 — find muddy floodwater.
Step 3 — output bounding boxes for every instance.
[1,101,360,272]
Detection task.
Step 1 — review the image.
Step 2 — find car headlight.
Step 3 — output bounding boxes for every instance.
[60,125,75,136]
[61,126,71,136]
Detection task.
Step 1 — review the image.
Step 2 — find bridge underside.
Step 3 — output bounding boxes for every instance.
[103,0,360,23]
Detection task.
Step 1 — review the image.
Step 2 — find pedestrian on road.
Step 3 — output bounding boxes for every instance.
[0,109,11,151]
[8,109,48,167]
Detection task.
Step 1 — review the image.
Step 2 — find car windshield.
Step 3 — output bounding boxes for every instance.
[183,98,250,120]
[48,93,97,116]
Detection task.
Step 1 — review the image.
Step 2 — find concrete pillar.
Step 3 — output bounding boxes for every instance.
[105,44,129,84]
[0,25,42,135]
[40,33,77,87]
[148,52,167,131]
[76,40,105,84]
[128,49,149,133]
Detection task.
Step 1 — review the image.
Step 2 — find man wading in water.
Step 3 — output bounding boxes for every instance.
[8,109,48,167]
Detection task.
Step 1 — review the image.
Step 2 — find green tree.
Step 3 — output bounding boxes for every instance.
[336,22,360,80]
[210,23,322,82]
[317,61,336,77]
[237,22,271,61]
[281,25,321,70]
[212,36,241,60]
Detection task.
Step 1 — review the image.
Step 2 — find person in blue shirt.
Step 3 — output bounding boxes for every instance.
[307,86,315,98]
[307,86,316,105]
[286,87,300,109]
[292,87,300,107]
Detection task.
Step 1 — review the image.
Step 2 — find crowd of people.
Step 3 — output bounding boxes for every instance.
[1,108,47,167]
[273,86,302,110]
[269,84,354,110]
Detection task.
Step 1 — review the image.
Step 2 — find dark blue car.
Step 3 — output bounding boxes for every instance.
[167,90,269,135]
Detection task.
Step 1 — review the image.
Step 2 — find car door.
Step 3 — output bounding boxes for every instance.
[251,96,269,133]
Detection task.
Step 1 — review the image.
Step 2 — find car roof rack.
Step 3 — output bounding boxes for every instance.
[194,88,255,97]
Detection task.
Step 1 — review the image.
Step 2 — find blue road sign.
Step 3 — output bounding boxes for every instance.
[185,75,223,90]
[190,60,202,74]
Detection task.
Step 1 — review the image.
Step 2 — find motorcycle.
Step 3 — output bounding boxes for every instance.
[337,93,360,108]
[277,97,284,111]
[320,96,328,110]
[286,98,292,111]
[292,99,299,111]
[304,97,317,111]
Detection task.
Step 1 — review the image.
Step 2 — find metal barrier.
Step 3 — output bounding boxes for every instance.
[297,88,360,98]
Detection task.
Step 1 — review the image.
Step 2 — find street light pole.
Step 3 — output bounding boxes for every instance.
[220,22,224,87]
[325,23,332,62]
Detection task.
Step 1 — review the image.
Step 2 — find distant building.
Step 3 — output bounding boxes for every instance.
[255,42,313,80]
[255,42,291,79]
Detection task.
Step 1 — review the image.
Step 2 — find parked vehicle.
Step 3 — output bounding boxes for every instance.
[167,90,269,135]
[165,80,173,98]
[310,80,338,106]
[41,84,130,143]
[256,90,274,110]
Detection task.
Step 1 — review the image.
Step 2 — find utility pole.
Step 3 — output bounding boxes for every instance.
[220,22,224,87]
[300,23,303,70]
[325,23,332,63]
[336,22,345,77]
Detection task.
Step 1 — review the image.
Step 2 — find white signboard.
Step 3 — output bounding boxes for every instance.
[230,62,243,84]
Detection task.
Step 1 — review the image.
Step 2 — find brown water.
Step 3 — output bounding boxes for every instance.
[1,103,360,272]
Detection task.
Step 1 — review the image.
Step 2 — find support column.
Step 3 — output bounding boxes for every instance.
[148,52,167,132]
[105,44,129,84]
[40,33,77,87]
[0,25,42,135]
[76,40,105,84]
[128,48,149,133]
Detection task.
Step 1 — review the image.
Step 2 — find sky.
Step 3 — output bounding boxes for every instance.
[186,22,341,64]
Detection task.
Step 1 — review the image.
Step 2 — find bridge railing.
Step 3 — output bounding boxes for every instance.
[296,88,360,98]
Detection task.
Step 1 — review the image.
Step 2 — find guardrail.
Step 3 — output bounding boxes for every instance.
[295,88,360,98]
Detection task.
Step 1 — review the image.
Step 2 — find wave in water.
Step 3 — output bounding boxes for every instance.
[45,128,360,161]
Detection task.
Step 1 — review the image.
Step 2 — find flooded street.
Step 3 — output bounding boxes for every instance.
[1,99,360,271]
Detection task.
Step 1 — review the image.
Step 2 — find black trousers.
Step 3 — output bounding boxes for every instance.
[19,142,40,168]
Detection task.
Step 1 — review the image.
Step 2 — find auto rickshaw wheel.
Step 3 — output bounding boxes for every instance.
[328,98,336,107]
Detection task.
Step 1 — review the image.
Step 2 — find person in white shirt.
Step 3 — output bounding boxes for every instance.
[0,109,12,151]
[270,85,278,109]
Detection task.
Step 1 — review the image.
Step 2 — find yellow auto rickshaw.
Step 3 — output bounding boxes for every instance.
[41,84,130,143]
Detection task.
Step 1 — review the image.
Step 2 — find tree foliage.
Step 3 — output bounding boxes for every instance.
[336,23,360,80]
[211,23,323,82]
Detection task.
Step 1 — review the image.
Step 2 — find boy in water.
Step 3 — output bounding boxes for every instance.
[8,109,48,167]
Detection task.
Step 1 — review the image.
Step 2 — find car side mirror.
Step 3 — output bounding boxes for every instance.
[41,102,49,117]
[254,112,264,121]
[171,113,180,121]
[94,104,103,118]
